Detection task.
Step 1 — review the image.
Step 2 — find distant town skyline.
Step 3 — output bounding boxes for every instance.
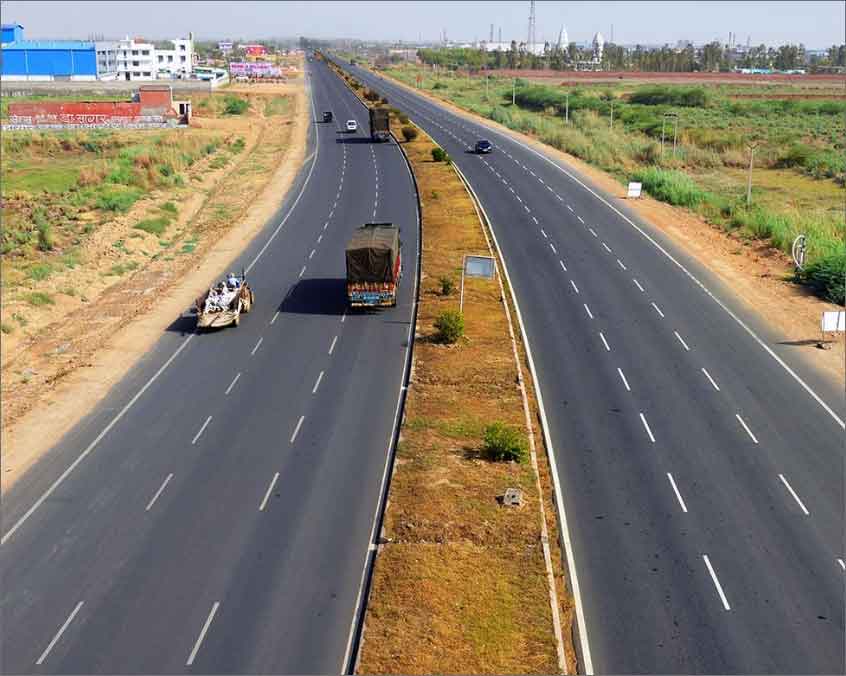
[2,1,844,48]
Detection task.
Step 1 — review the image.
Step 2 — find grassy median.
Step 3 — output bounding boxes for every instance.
[324,56,570,674]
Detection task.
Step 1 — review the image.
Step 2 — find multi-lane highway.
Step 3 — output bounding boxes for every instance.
[336,58,845,674]
[1,57,418,674]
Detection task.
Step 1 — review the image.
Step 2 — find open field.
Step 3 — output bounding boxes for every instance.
[383,64,846,304]
[0,78,306,436]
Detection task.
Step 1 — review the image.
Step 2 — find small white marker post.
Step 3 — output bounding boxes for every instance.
[627,181,642,199]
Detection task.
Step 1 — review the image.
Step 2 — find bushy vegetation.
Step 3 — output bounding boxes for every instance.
[431,147,449,162]
[482,422,528,463]
[438,276,454,295]
[222,95,249,115]
[632,167,710,207]
[434,309,464,343]
[401,125,419,142]
[797,252,846,304]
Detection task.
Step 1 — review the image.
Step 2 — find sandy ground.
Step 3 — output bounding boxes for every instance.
[1,79,310,492]
[380,72,845,389]
[481,69,846,89]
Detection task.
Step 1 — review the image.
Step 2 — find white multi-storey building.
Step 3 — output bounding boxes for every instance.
[116,34,193,81]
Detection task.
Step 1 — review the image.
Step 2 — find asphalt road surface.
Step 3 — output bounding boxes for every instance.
[336,57,845,675]
[1,57,418,674]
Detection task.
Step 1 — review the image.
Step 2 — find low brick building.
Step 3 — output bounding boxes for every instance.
[4,84,191,130]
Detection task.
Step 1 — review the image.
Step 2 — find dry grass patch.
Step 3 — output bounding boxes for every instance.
[339,69,562,673]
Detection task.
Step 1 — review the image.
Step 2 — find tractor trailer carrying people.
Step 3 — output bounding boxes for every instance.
[346,223,402,307]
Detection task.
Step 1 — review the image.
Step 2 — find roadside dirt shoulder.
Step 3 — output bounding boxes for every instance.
[1,82,310,492]
[379,71,845,387]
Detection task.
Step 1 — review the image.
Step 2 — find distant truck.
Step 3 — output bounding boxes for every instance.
[346,223,402,308]
[369,107,390,142]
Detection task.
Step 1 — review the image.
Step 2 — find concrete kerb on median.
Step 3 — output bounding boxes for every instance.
[341,58,592,673]
[452,160,568,674]
[328,57,424,676]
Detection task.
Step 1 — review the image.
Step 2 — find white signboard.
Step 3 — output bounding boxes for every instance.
[464,255,496,279]
[627,182,642,199]
[821,311,845,333]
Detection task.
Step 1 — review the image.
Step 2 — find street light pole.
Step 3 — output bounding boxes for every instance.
[672,114,679,157]
[746,142,758,208]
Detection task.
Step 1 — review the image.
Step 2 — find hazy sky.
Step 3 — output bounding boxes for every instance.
[3,1,844,47]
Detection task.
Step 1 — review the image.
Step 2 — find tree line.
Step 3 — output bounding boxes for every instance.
[416,42,846,73]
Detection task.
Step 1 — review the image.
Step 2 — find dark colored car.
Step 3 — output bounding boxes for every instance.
[475,139,493,154]
[323,111,333,122]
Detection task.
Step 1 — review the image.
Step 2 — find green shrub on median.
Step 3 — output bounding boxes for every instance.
[482,422,528,463]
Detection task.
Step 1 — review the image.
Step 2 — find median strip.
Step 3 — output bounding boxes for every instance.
[325,57,572,674]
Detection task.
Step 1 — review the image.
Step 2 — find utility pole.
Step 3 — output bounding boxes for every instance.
[609,99,614,130]
[565,91,569,123]
[512,77,516,105]
[746,142,758,207]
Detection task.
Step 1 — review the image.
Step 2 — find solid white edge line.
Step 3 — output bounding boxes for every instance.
[341,125,421,674]
[703,555,731,610]
[186,602,220,666]
[328,335,338,355]
[1,333,195,545]
[617,367,631,392]
[640,412,656,443]
[145,473,174,512]
[674,330,691,351]
[244,72,320,274]
[258,472,280,512]
[666,473,689,513]
[191,415,212,445]
[778,474,810,515]
[299,265,306,278]
[701,367,720,391]
[312,370,324,394]
[36,601,84,665]
[290,415,305,444]
[270,310,280,325]
[599,332,610,352]
[448,164,594,674]
[250,336,263,356]
[456,111,844,429]
[309,248,316,259]
[451,160,568,673]
[735,413,759,444]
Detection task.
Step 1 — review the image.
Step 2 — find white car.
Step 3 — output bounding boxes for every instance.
[346,119,358,133]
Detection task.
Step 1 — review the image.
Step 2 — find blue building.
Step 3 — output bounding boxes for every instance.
[2,23,24,43]
[1,24,118,81]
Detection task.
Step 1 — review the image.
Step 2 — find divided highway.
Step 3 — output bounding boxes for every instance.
[1,58,418,674]
[337,58,846,674]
